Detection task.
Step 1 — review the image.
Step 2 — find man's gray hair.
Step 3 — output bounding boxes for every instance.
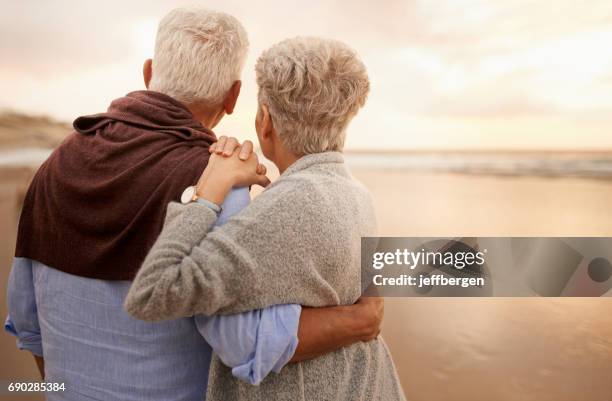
[255,37,369,155]
[149,7,249,106]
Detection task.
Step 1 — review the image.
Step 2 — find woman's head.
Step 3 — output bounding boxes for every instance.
[255,37,370,162]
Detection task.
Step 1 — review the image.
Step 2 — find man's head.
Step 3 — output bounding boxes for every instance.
[144,7,249,128]
[254,37,369,163]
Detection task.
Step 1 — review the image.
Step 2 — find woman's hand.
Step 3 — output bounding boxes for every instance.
[208,136,267,175]
[196,144,270,206]
[209,135,254,160]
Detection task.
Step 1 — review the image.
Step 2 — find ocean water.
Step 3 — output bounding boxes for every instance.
[344,152,612,179]
[3,148,612,179]
[0,148,52,167]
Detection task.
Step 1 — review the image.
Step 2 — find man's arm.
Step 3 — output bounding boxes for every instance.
[291,297,383,363]
[197,297,383,385]
[5,258,44,379]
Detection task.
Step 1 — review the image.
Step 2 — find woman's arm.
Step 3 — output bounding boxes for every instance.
[192,179,383,384]
[205,138,385,366]
[125,151,340,321]
[194,186,298,385]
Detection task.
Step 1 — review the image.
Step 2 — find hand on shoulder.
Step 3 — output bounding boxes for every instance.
[196,136,270,205]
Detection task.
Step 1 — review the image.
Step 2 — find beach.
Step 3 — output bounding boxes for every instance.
[356,168,612,401]
[1,151,612,400]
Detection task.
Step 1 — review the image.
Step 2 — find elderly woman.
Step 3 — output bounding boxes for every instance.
[126,37,405,401]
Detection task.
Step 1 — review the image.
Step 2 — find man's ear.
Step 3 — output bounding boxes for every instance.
[143,59,153,88]
[223,80,242,115]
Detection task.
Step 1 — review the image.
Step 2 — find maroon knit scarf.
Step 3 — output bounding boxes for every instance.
[15,90,216,280]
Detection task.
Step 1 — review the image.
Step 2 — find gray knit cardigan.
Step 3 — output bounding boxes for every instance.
[125,151,405,401]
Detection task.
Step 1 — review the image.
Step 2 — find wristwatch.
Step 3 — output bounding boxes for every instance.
[180,185,199,204]
[180,185,222,214]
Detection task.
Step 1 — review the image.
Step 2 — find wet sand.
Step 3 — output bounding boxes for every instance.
[354,170,612,401]
[1,166,612,400]
[0,167,39,401]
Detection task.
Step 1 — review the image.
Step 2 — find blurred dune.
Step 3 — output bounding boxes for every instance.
[0,111,70,150]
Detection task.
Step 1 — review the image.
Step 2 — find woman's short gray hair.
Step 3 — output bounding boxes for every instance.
[255,37,369,155]
[149,7,249,106]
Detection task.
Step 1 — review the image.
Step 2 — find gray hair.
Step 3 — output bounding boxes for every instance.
[149,7,249,106]
[255,37,370,155]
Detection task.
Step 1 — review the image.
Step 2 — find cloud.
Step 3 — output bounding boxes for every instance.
[427,92,557,119]
[1,0,612,149]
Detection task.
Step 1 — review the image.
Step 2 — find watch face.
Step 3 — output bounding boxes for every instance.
[181,186,196,204]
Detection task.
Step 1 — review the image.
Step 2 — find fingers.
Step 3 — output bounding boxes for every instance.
[355,295,384,341]
[223,137,240,156]
[256,163,267,175]
[250,153,269,188]
[206,139,270,188]
[212,136,227,154]
[210,136,253,159]
[238,140,253,160]
[254,174,271,188]
[211,135,240,156]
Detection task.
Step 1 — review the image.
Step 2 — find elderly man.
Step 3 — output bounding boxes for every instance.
[5,8,383,401]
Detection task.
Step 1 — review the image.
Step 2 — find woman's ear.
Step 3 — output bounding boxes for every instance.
[260,104,274,140]
[257,104,276,161]
[143,59,153,88]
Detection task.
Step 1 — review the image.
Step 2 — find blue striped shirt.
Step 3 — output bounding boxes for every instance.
[5,188,301,401]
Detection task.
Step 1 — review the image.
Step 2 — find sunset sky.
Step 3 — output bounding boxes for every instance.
[1,0,611,150]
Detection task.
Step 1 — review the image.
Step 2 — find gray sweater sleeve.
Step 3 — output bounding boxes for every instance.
[124,201,221,321]
[125,180,341,322]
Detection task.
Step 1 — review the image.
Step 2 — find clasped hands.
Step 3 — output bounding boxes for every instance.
[196,136,270,205]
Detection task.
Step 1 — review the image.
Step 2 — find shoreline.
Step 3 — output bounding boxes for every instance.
[4,147,612,180]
